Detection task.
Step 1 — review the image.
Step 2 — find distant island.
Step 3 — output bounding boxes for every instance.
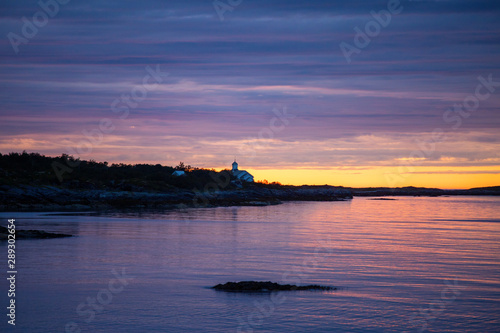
[0,152,498,212]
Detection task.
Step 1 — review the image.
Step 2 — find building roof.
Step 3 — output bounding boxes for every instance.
[233,169,254,182]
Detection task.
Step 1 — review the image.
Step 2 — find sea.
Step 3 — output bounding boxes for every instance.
[1,196,499,332]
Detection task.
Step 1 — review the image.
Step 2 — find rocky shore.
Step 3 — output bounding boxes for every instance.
[1,183,498,212]
[0,184,352,212]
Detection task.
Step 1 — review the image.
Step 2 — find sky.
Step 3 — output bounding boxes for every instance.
[1,0,500,188]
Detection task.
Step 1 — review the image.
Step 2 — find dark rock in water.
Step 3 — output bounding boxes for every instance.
[212,281,336,292]
[0,225,73,240]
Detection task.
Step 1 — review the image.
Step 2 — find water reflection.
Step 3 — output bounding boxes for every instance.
[0,196,499,332]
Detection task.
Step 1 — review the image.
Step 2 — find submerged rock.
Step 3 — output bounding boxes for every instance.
[0,225,73,240]
[212,281,336,292]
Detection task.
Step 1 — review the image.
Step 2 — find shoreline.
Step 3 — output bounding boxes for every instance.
[1,184,498,212]
[0,184,352,212]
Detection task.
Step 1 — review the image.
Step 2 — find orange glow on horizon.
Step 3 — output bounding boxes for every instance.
[244,166,500,189]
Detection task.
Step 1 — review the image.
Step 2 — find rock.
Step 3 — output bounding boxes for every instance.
[212,281,336,292]
[0,225,73,240]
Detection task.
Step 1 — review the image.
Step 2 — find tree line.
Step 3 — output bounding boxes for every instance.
[0,151,236,192]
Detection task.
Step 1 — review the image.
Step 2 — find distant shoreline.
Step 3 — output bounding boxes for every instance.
[350,186,500,197]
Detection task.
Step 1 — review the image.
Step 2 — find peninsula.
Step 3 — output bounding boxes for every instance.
[0,152,498,212]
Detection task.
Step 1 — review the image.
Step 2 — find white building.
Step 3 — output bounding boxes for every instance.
[231,160,254,182]
[172,170,186,177]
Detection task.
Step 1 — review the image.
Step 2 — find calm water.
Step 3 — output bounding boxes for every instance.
[1,196,499,332]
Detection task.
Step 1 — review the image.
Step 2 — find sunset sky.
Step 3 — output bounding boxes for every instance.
[1,0,499,188]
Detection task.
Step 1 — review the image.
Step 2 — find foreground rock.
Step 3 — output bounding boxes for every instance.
[0,225,72,240]
[212,281,336,292]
